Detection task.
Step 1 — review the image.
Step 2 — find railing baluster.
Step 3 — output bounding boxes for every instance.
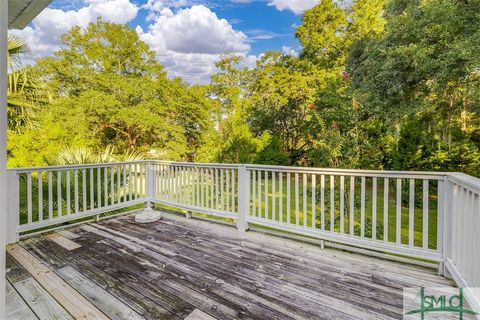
[258,170,262,218]
[220,169,224,211]
[211,169,215,209]
[91,168,95,209]
[38,172,43,222]
[330,175,335,232]
[140,164,144,199]
[409,179,415,247]
[295,173,299,226]
[57,171,62,216]
[360,176,365,238]
[129,164,133,201]
[75,169,79,213]
[215,168,219,210]
[110,166,115,205]
[349,176,354,235]
[103,167,108,207]
[123,165,127,203]
[437,180,444,253]
[302,173,307,227]
[396,178,402,244]
[204,168,207,209]
[311,174,316,229]
[287,172,291,224]
[340,176,344,234]
[265,171,269,219]
[231,169,236,212]
[372,177,377,240]
[205,168,210,208]
[27,173,32,224]
[279,172,283,223]
[272,172,276,221]
[66,171,70,215]
[252,170,256,216]
[97,167,101,208]
[48,172,53,220]
[321,175,325,230]
[384,178,389,242]
[422,179,429,249]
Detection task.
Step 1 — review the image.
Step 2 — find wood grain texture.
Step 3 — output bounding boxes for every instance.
[7,243,109,320]
[12,212,454,320]
[185,309,218,320]
[6,281,38,320]
[44,232,81,250]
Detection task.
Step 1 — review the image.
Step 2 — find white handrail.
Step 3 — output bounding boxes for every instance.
[6,160,480,311]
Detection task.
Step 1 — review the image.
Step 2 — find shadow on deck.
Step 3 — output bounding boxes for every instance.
[6,210,454,319]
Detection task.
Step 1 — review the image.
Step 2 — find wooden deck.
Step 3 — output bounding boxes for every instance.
[6,211,454,319]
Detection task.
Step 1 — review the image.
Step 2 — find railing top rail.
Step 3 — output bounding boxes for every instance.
[243,164,449,180]
[7,159,469,181]
[448,172,480,193]
[153,160,239,170]
[9,160,149,173]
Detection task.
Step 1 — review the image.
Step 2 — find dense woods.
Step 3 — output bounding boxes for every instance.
[7,0,480,176]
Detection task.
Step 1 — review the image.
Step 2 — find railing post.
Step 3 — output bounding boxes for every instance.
[135,161,161,223]
[441,175,454,277]
[146,161,154,209]
[6,170,19,244]
[237,165,250,232]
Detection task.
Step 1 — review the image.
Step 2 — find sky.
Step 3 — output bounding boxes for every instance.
[11,0,322,84]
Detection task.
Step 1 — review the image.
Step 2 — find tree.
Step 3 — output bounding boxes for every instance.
[10,20,215,167]
[7,35,49,133]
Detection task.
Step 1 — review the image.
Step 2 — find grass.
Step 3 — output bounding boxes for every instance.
[249,173,439,250]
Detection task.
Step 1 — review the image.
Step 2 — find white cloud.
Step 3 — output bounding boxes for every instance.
[11,0,256,84]
[138,5,252,83]
[10,0,139,59]
[281,45,298,57]
[268,0,320,14]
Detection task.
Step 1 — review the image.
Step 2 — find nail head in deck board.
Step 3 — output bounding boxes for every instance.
[13,278,74,320]
[6,281,38,320]
[57,265,145,320]
[184,309,218,320]
[7,244,109,320]
[44,232,82,251]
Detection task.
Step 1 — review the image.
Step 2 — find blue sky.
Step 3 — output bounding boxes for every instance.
[12,0,320,83]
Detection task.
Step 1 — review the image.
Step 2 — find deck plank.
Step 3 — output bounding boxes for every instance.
[56,265,144,320]
[23,236,188,320]
[7,243,109,320]
[6,281,38,320]
[96,221,397,319]
[13,212,454,320]
[14,278,74,320]
[44,232,81,250]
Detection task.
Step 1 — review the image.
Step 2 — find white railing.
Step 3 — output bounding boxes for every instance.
[444,173,480,313]
[245,165,446,261]
[6,160,480,309]
[7,161,148,242]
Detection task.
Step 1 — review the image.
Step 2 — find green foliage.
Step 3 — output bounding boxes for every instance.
[7,1,480,178]
[9,20,215,167]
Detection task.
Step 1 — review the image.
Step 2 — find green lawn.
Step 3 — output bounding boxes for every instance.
[248,173,439,250]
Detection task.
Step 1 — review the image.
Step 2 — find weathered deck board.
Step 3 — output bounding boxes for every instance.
[6,281,38,320]
[7,244,109,320]
[7,253,72,320]
[13,211,454,320]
